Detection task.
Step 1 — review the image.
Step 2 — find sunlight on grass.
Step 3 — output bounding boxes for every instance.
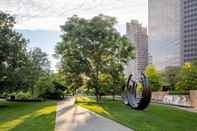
[76,96,111,116]
[33,105,56,117]
[76,96,197,131]
[0,114,30,131]
[0,101,56,131]
[76,96,95,103]
[0,105,56,131]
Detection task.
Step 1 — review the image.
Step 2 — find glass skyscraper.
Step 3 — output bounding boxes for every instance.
[181,0,197,63]
[148,0,181,70]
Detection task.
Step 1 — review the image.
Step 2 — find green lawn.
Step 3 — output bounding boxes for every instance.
[0,99,56,131]
[76,96,197,131]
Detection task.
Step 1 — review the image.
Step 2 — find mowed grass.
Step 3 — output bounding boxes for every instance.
[0,99,56,131]
[76,96,197,131]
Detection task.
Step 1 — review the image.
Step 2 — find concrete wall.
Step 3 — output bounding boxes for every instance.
[151,91,197,108]
[151,91,168,103]
[190,90,197,108]
[163,95,191,107]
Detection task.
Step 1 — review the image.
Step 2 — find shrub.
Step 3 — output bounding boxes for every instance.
[0,92,7,98]
[34,75,65,100]
[15,91,31,100]
[175,63,197,90]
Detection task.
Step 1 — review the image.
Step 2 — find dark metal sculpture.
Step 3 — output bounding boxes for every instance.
[122,73,151,110]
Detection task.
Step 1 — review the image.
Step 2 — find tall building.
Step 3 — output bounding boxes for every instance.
[148,0,182,70]
[181,0,197,63]
[125,20,148,78]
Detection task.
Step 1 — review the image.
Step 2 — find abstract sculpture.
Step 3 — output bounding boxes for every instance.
[122,73,151,110]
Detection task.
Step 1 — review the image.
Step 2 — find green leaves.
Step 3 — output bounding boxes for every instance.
[176,62,197,90]
[145,65,162,91]
[0,11,50,95]
[145,60,197,91]
[56,14,134,97]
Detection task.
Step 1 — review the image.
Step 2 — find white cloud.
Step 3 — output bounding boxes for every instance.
[0,0,147,71]
[0,0,147,31]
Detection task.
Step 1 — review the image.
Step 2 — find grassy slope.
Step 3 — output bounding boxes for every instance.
[76,96,197,131]
[0,100,56,131]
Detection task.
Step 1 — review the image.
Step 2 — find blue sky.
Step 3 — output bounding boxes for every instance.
[0,0,148,71]
[17,29,61,71]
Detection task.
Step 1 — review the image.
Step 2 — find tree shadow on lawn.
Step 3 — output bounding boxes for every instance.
[10,111,56,131]
[0,100,56,131]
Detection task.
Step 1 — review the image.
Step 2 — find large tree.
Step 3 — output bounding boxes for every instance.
[0,11,50,95]
[56,15,134,102]
[0,11,29,93]
[25,48,50,96]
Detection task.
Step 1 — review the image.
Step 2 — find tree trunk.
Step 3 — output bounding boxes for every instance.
[95,86,101,103]
[31,86,34,99]
[95,68,101,103]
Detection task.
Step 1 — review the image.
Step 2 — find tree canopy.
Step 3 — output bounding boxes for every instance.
[176,62,197,90]
[56,14,134,102]
[0,11,51,97]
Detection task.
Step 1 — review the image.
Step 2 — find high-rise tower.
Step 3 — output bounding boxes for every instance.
[125,20,148,77]
[148,0,182,69]
[181,0,197,63]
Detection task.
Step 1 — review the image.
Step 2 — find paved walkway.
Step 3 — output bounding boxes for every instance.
[55,97,134,131]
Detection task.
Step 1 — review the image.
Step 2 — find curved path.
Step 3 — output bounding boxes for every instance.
[55,97,134,131]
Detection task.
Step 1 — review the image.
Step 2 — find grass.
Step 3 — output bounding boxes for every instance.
[0,99,56,131]
[76,96,197,131]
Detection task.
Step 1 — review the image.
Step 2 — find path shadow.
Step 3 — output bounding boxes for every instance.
[56,104,74,116]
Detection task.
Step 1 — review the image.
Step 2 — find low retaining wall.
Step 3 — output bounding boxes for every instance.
[151,91,197,108]
[163,95,191,107]
[190,90,197,108]
[151,92,168,103]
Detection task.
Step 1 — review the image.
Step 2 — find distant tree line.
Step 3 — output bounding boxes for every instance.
[0,11,66,100]
[145,59,197,91]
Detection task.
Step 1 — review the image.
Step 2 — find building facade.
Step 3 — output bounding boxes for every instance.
[181,0,197,63]
[149,0,197,69]
[125,20,148,78]
[148,0,182,70]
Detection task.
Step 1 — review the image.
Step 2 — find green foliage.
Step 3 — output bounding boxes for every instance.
[0,100,56,131]
[15,91,31,100]
[176,63,197,90]
[35,75,66,99]
[56,14,134,101]
[191,58,197,67]
[145,61,197,91]
[168,90,189,95]
[145,64,161,91]
[160,66,180,91]
[35,76,54,98]
[0,11,50,96]
[0,11,29,93]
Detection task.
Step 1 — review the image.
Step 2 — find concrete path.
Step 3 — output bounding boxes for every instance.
[55,97,134,131]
